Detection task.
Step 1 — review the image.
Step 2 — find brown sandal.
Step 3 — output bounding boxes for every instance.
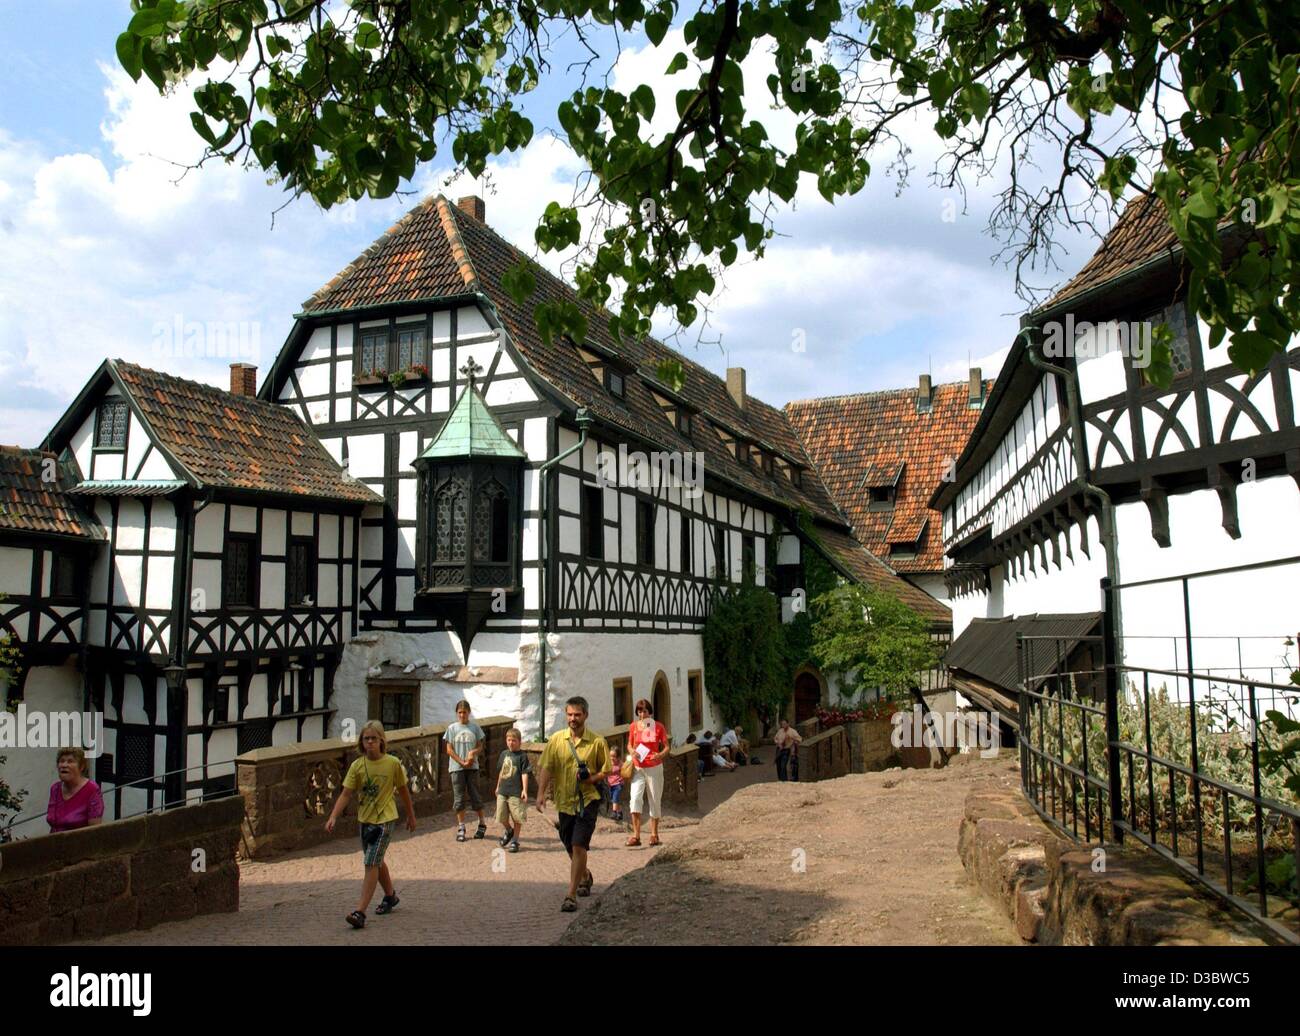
[561,896,578,912]
[649,836,662,846]
[626,836,641,846]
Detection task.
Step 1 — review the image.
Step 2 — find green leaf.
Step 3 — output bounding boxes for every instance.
[115,32,143,81]
[656,358,686,391]
[665,52,688,75]
[645,11,670,46]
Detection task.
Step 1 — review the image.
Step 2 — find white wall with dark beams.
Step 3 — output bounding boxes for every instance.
[943,300,1300,684]
[278,300,548,631]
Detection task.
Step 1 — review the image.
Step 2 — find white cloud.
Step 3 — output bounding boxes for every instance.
[0,35,1100,447]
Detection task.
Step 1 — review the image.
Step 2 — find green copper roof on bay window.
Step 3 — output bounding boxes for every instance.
[419,382,525,460]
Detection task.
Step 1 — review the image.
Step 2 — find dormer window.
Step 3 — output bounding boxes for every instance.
[868,485,896,511]
[95,401,128,449]
[760,452,773,475]
[607,368,625,398]
[736,441,750,464]
[678,409,692,437]
[888,539,919,560]
[790,466,802,487]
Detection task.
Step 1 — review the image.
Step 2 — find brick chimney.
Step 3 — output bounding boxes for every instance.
[230,363,257,397]
[917,373,932,411]
[968,367,985,407]
[726,367,747,410]
[457,195,485,222]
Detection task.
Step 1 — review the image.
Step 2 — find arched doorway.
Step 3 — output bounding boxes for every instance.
[793,670,822,724]
[652,671,671,734]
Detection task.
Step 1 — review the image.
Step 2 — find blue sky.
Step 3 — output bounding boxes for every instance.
[0,1,1105,447]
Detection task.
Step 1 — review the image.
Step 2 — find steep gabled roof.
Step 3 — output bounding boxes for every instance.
[294,194,846,526]
[813,526,950,624]
[0,446,105,540]
[111,361,381,505]
[302,195,476,312]
[1046,193,1180,311]
[786,381,988,574]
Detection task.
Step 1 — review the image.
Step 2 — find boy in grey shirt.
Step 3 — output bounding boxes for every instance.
[494,727,532,852]
[446,699,487,841]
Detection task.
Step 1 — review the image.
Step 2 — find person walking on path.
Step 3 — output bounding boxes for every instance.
[626,698,669,848]
[494,727,531,852]
[535,696,610,913]
[774,718,802,782]
[446,699,487,841]
[326,720,417,929]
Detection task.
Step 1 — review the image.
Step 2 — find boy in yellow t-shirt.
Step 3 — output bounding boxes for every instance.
[326,720,417,929]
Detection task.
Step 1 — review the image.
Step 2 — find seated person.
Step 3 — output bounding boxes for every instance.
[718,726,748,764]
[712,748,738,772]
[687,733,716,777]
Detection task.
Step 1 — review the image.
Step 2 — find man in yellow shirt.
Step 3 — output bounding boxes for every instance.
[535,696,610,913]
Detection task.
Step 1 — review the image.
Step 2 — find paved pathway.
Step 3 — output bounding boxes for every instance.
[86,760,780,946]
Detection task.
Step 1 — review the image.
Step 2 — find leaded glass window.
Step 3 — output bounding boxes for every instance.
[434,479,468,561]
[359,331,388,375]
[223,535,257,607]
[396,326,426,370]
[473,479,507,561]
[95,401,128,448]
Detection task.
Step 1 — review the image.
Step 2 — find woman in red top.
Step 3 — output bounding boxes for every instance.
[47,747,105,834]
[626,699,669,847]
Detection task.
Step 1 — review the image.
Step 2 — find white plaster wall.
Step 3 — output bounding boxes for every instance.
[544,631,710,743]
[906,572,949,604]
[0,545,31,596]
[332,630,718,746]
[949,514,1108,639]
[1113,478,1300,683]
[0,663,84,831]
[947,476,1300,690]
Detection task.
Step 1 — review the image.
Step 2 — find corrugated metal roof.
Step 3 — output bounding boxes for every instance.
[944,612,1102,693]
[71,480,187,497]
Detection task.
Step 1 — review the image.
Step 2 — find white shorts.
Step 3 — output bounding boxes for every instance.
[629,763,664,819]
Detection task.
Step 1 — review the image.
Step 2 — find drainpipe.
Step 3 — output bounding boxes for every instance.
[1021,327,1123,660]
[536,408,592,740]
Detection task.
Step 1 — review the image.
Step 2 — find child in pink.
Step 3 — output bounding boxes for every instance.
[606,746,625,822]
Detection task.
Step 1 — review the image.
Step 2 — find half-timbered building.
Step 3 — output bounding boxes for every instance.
[28,360,380,817]
[4,193,966,819]
[934,194,1300,711]
[261,194,949,740]
[0,446,105,809]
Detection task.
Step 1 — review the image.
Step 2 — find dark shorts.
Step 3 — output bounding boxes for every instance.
[451,769,482,811]
[557,798,600,855]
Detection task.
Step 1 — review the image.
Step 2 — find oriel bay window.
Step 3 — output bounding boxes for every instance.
[412,367,525,648]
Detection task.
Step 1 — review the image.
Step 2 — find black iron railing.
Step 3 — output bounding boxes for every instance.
[1017,557,1300,944]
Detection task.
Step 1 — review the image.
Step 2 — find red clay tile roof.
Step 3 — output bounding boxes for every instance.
[786,381,987,574]
[301,197,474,312]
[813,526,950,624]
[0,446,105,540]
[1046,193,1180,310]
[112,361,381,505]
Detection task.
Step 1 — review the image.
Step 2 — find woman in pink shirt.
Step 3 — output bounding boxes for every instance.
[47,747,105,834]
[626,698,669,848]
